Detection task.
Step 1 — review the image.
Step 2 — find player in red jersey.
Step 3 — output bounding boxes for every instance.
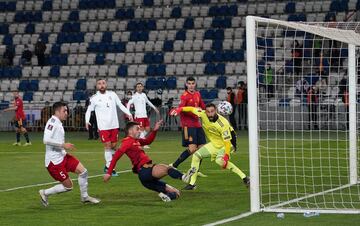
[103,120,196,202]
[2,91,31,146]
[169,77,207,184]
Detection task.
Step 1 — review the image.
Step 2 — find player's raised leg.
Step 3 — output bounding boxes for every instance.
[214,151,250,188]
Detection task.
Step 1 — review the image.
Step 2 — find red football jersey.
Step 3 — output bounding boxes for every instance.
[14,97,25,120]
[178,90,206,128]
[107,131,157,174]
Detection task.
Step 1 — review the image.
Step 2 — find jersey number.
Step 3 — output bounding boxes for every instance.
[59,171,66,179]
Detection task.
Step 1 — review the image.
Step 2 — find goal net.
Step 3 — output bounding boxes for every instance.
[246,16,360,214]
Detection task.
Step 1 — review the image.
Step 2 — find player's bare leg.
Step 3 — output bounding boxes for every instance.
[39,178,73,207]
[75,162,100,204]
[104,142,118,176]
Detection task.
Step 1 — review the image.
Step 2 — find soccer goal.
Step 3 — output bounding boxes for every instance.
[246,16,360,214]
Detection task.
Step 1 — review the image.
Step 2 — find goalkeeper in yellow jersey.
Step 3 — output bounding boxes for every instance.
[170,103,250,190]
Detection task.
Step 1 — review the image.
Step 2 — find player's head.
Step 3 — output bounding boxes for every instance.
[226,87,232,94]
[13,91,19,99]
[185,77,196,93]
[53,101,68,121]
[125,121,141,138]
[135,82,144,93]
[96,78,107,93]
[205,103,218,122]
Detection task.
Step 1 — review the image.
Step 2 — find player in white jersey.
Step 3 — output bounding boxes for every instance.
[39,102,100,207]
[127,83,159,148]
[85,79,133,176]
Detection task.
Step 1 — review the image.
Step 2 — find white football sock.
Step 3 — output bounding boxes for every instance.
[104,148,113,168]
[78,169,89,198]
[44,184,71,196]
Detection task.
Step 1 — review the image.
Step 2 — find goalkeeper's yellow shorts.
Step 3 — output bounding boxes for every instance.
[194,142,230,161]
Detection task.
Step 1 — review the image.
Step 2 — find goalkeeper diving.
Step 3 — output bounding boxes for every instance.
[170,103,250,189]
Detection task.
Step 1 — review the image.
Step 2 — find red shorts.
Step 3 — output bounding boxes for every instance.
[99,128,119,143]
[47,154,80,182]
[135,117,150,128]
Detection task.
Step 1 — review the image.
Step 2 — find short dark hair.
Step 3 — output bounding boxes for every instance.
[96,78,106,82]
[125,121,139,135]
[205,103,216,109]
[53,101,67,112]
[186,76,196,82]
[135,82,143,88]
[226,87,232,91]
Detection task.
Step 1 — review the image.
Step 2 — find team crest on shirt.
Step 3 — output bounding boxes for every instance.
[223,131,229,136]
[133,142,141,146]
[50,118,55,123]
[47,124,53,130]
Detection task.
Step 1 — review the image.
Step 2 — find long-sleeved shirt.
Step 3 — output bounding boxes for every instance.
[107,130,158,174]
[43,116,66,167]
[85,90,131,130]
[126,92,157,118]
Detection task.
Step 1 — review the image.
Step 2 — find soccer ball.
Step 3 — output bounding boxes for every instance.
[217,101,233,116]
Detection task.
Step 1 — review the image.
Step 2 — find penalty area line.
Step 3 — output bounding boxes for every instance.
[0,169,132,193]
[203,211,255,226]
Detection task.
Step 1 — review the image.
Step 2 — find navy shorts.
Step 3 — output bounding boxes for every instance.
[138,166,167,193]
[181,127,206,147]
[14,119,27,128]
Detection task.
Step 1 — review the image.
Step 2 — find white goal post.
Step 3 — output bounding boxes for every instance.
[246,16,360,214]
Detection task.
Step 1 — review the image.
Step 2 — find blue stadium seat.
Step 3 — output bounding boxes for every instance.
[213,51,223,62]
[215,63,225,74]
[199,89,209,99]
[146,65,157,76]
[156,64,166,76]
[25,23,35,34]
[69,11,79,21]
[30,80,39,91]
[42,0,53,11]
[73,90,88,101]
[166,76,176,89]
[50,66,60,77]
[95,54,105,64]
[3,34,12,45]
[163,40,174,52]
[183,17,194,29]
[19,80,30,91]
[208,89,218,99]
[145,77,157,90]
[40,33,49,43]
[171,7,182,18]
[264,48,274,61]
[76,79,87,90]
[205,63,216,75]
[143,0,154,6]
[284,2,296,14]
[216,76,227,89]
[12,66,22,78]
[203,51,213,62]
[113,42,126,52]
[117,65,128,77]
[212,40,223,51]
[0,24,9,34]
[102,31,113,43]
[51,44,61,55]
[175,29,186,40]
[23,92,33,102]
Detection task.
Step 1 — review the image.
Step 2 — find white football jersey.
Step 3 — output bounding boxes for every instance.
[85,90,131,130]
[127,92,156,118]
[43,116,66,167]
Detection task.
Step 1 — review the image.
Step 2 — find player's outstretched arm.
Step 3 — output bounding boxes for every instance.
[114,92,133,121]
[139,119,163,145]
[104,147,126,182]
[145,95,160,115]
[170,106,202,116]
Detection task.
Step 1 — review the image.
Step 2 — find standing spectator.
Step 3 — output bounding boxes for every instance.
[307,86,319,130]
[292,40,303,75]
[35,38,46,66]
[264,63,274,98]
[3,45,15,66]
[296,78,309,99]
[226,87,237,129]
[236,81,247,130]
[315,77,327,97]
[85,96,98,140]
[74,100,85,129]
[21,45,33,65]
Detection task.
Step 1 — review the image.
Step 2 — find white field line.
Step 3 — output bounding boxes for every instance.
[0,151,179,154]
[203,211,255,226]
[0,169,132,192]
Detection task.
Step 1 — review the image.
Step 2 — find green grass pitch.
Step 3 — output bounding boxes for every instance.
[1,131,360,226]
